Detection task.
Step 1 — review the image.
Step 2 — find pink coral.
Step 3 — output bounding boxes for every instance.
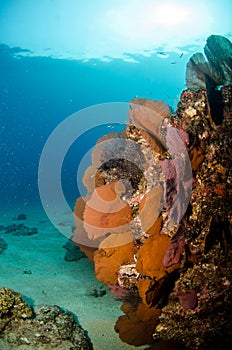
[107,284,131,300]
[177,287,198,310]
[161,159,176,180]
[163,223,185,268]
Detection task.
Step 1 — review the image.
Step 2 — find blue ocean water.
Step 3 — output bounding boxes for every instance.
[0,44,186,212]
[0,41,189,349]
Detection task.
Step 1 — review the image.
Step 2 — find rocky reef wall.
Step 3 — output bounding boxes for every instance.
[73,35,232,350]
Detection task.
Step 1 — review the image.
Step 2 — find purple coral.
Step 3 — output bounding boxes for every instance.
[177,287,198,310]
[107,284,131,300]
[161,125,192,228]
[161,159,176,180]
[163,223,185,268]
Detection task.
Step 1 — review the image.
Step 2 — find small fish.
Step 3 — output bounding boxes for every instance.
[171,61,177,64]
[157,52,169,58]
[179,52,183,58]
[157,51,167,56]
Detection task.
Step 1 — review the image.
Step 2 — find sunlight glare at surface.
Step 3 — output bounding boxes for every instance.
[0,0,231,61]
[152,3,190,27]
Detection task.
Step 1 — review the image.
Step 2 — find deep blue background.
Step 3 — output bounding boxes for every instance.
[0,44,187,210]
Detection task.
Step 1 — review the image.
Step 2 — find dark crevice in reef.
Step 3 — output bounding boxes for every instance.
[205,74,224,125]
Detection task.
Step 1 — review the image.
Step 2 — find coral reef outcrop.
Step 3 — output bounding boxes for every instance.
[73,35,232,349]
[0,224,38,236]
[0,287,92,349]
[0,287,32,332]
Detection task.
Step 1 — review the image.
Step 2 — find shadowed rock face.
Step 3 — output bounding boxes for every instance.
[186,52,210,90]
[186,35,232,89]
[204,35,232,87]
[186,35,232,125]
[115,302,161,346]
[145,340,187,350]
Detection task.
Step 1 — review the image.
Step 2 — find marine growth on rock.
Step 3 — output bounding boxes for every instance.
[73,35,232,350]
[0,287,92,350]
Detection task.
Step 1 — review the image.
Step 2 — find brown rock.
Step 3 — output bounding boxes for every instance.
[146,215,163,236]
[73,196,97,261]
[189,145,205,171]
[140,129,166,154]
[82,165,105,193]
[139,186,163,233]
[129,98,170,150]
[138,274,177,308]
[96,131,125,144]
[137,279,152,305]
[94,242,136,285]
[82,165,96,193]
[146,340,187,350]
[99,231,134,249]
[115,301,161,346]
[83,181,133,240]
[136,232,170,280]
[91,132,125,169]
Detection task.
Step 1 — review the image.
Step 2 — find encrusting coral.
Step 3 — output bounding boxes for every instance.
[73,35,232,349]
[0,287,92,349]
[0,287,32,332]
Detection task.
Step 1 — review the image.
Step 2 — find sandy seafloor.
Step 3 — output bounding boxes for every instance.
[0,204,145,350]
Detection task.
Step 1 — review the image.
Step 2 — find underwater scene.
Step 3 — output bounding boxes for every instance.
[0,1,232,349]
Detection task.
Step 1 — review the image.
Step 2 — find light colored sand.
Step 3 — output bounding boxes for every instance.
[0,205,146,350]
